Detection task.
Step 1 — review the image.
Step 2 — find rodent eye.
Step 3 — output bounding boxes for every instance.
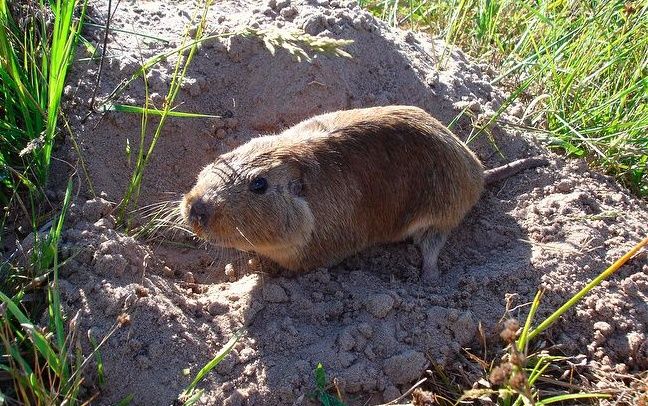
[249,177,268,194]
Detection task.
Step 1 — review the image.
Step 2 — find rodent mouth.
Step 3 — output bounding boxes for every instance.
[190,223,204,237]
[180,204,202,236]
[181,196,253,249]
[185,219,237,248]
[182,193,214,238]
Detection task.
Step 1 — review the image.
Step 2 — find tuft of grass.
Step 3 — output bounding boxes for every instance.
[177,330,243,406]
[0,0,112,402]
[0,0,87,211]
[312,363,346,406]
[460,236,647,405]
[0,180,122,404]
[115,0,214,228]
[360,0,648,197]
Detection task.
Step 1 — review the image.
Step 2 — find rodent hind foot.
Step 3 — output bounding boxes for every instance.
[416,229,448,282]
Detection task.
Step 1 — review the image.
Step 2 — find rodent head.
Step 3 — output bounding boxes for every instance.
[181,136,315,254]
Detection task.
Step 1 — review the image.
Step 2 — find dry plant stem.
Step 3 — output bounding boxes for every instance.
[62,114,95,196]
[88,0,114,108]
[378,377,428,405]
[525,236,648,344]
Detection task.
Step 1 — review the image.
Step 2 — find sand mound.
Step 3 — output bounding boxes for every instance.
[44,0,648,404]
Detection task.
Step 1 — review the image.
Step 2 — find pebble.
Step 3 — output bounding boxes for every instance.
[593,321,613,336]
[183,272,196,283]
[94,216,115,230]
[556,179,573,193]
[135,286,149,297]
[225,263,237,282]
[365,293,394,318]
[453,99,482,113]
[450,310,477,346]
[509,103,525,119]
[247,258,260,272]
[163,266,174,277]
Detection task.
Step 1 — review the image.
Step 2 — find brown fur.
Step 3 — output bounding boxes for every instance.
[182,106,543,280]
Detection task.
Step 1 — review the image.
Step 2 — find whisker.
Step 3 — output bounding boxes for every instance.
[131,197,193,241]
[235,226,256,250]
[135,199,181,215]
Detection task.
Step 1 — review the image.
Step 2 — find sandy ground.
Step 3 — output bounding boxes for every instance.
[34,0,648,404]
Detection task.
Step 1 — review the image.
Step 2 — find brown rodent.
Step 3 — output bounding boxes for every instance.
[181,106,548,280]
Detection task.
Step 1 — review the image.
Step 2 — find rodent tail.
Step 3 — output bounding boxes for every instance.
[484,157,549,184]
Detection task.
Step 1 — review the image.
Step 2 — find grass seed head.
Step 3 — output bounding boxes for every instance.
[117,313,131,327]
[508,350,526,367]
[500,319,520,343]
[411,387,437,405]
[508,369,528,392]
[135,286,149,297]
[489,363,512,385]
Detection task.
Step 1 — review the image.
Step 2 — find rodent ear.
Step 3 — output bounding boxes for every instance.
[288,178,304,197]
[279,152,312,197]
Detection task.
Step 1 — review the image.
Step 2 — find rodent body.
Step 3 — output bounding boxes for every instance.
[182,106,547,280]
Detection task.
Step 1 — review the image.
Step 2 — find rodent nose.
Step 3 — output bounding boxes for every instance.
[189,198,210,228]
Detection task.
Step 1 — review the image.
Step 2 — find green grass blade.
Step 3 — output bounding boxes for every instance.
[83,22,171,43]
[115,394,134,406]
[88,331,105,386]
[0,291,62,374]
[516,290,543,353]
[527,237,648,343]
[539,392,611,404]
[48,179,73,351]
[107,103,221,118]
[182,330,243,397]
[181,389,205,406]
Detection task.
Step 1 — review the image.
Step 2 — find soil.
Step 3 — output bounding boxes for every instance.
[26,0,648,404]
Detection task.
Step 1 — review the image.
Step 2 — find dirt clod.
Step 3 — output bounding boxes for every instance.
[365,293,394,318]
[81,197,113,222]
[262,282,289,303]
[384,350,427,385]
